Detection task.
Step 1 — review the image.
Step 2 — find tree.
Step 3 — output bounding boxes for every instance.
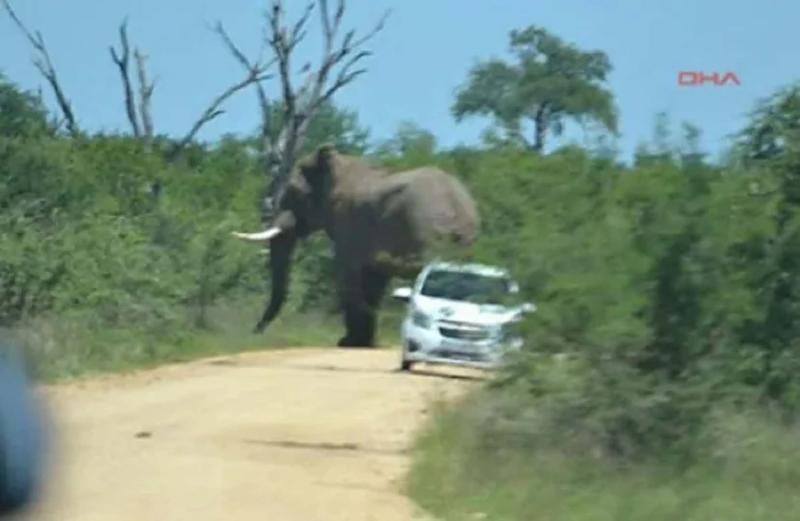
[3,1,268,158]
[2,0,78,136]
[679,122,705,166]
[4,0,386,177]
[736,83,800,162]
[301,101,370,155]
[633,113,707,168]
[732,83,800,401]
[452,26,617,154]
[369,122,439,172]
[374,122,437,159]
[216,0,389,222]
[634,112,675,167]
[109,20,155,144]
[0,74,49,138]
[253,99,370,157]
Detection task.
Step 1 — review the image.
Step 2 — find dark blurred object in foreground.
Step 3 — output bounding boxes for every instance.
[0,344,45,515]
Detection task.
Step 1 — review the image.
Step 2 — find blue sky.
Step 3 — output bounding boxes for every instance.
[1,0,798,162]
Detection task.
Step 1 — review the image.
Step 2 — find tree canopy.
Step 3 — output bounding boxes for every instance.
[452,26,617,153]
[0,74,50,138]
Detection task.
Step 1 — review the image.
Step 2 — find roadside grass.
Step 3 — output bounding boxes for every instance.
[12,298,405,382]
[408,391,800,521]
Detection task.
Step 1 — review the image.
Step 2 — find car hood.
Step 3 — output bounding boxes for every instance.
[412,295,522,326]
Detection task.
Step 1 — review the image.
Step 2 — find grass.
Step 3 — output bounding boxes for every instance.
[11,297,405,382]
[408,391,800,521]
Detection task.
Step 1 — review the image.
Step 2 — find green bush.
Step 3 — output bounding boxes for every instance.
[434,88,800,460]
[0,76,387,377]
[409,392,800,521]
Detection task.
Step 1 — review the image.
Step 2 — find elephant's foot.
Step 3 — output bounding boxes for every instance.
[337,335,376,349]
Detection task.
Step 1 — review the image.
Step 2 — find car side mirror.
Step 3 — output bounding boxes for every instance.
[520,302,536,314]
[391,287,413,302]
[508,282,520,294]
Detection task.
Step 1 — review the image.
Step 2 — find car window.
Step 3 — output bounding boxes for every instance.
[420,270,513,305]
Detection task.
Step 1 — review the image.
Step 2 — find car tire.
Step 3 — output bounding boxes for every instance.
[400,358,414,372]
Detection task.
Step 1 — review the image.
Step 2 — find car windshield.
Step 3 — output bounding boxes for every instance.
[420,269,513,305]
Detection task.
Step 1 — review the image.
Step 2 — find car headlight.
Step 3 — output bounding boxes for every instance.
[411,310,432,329]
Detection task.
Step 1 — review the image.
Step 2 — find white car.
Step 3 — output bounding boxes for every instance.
[391,261,535,371]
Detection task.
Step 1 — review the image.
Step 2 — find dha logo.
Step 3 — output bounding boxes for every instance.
[678,71,741,87]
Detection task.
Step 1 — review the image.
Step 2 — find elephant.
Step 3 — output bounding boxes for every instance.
[233,144,480,348]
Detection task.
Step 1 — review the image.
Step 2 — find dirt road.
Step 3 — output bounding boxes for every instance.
[20,349,480,521]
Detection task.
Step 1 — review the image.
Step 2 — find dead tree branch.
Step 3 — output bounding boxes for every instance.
[109,19,155,143]
[110,20,141,137]
[268,2,314,125]
[134,50,155,141]
[264,0,390,204]
[169,59,272,161]
[215,22,274,162]
[215,0,387,221]
[3,0,79,136]
[109,20,155,142]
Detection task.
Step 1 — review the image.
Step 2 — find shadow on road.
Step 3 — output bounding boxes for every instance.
[243,439,408,456]
[401,368,487,382]
[278,364,395,375]
[277,363,487,382]
[204,356,488,382]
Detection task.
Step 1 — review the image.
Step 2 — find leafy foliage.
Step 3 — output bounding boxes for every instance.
[0,74,50,138]
[443,87,800,461]
[0,77,379,372]
[452,26,617,152]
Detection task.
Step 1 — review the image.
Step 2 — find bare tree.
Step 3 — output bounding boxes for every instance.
[164,27,276,161]
[108,21,155,145]
[110,20,142,137]
[134,50,155,141]
[214,22,274,171]
[3,0,79,136]
[217,0,389,218]
[168,63,273,161]
[4,0,385,174]
[107,17,271,158]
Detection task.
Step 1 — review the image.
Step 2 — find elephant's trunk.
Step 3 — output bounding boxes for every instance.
[254,231,297,334]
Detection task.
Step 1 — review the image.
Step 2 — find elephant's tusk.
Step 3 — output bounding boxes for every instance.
[231,227,282,242]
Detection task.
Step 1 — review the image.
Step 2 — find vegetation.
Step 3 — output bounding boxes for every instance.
[409,393,800,521]
[1,0,390,380]
[0,70,391,380]
[452,25,617,152]
[404,76,800,519]
[3,4,800,516]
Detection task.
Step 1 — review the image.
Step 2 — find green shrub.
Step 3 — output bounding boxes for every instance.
[409,393,800,521]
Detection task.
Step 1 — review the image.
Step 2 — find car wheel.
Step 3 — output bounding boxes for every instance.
[400,358,414,372]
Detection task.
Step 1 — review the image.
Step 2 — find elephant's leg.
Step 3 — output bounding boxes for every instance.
[360,267,391,348]
[334,267,389,348]
[339,310,371,347]
[338,299,365,347]
[335,265,367,348]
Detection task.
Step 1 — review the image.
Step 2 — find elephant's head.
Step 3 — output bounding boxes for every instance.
[232,144,337,332]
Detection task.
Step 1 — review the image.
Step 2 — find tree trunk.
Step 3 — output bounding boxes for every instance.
[532,105,548,153]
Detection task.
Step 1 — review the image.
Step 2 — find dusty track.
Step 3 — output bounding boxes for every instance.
[19,349,481,521]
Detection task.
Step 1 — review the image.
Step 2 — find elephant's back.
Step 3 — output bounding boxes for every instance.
[380,167,479,247]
